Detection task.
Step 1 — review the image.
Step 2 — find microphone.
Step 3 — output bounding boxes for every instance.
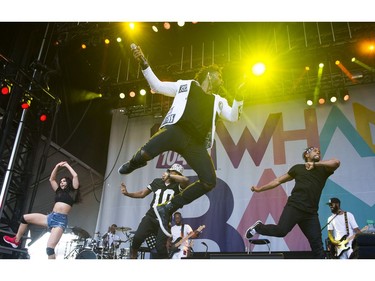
[130,43,148,68]
[130,43,137,50]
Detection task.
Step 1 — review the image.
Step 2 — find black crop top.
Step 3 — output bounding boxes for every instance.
[55,187,76,206]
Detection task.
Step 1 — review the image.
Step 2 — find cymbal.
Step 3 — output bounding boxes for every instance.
[115,226,131,231]
[71,226,91,239]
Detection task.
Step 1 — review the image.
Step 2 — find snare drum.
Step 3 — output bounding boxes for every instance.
[76,249,97,259]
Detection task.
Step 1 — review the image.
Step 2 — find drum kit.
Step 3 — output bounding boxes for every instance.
[63,226,134,259]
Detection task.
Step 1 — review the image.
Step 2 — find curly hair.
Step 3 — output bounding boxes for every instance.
[194,64,223,84]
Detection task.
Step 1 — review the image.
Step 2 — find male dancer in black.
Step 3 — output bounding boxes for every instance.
[118,44,246,237]
[121,164,189,258]
[245,147,340,258]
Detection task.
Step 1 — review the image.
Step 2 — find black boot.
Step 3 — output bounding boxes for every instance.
[118,150,147,175]
[118,160,147,175]
[153,201,176,237]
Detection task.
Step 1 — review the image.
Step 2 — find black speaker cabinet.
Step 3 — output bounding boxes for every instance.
[351,233,375,259]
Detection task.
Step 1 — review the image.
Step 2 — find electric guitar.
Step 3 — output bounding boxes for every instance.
[168,225,205,259]
[335,226,368,257]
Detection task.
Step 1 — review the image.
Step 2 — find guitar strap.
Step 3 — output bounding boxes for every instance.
[344,212,349,236]
[181,224,184,238]
[321,213,338,231]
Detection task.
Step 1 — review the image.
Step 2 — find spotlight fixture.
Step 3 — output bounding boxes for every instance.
[330,96,337,103]
[163,22,171,30]
[318,94,326,105]
[39,113,48,122]
[21,100,31,109]
[339,89,350,102]
[1,80,12,95]
[139,89,147,96]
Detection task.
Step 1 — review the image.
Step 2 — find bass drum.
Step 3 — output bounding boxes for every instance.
[76,250,97,259]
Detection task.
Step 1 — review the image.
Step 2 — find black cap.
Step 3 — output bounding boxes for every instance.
[326,198,341,205]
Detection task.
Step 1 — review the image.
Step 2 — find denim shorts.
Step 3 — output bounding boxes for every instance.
[47,212,68,230]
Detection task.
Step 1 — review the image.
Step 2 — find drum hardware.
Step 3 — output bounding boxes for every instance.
[64,244,82,259]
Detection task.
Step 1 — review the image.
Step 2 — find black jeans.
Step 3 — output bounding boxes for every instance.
[131,213,169,258]
[140,125,217,207]
[255,204,325,258]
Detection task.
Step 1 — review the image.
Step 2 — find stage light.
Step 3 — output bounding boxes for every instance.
[359,40,375,55]
[318,96,326,105]
[335,59,356,82]
[129,91,136,98]
[152,25,158,32]
[119,92,125,99]
[319,63,324,68]
[164,22,171,30]
[1,80,12,95]
[351,57,375,72]
[330,96,337,103]
[177,21,185,27]
[104,38,110,44]
[252,62,266,76]
[116,37,122,43]
[339,89,350,102]
[306,98,313,106]
[81,43,87,49]
[129,22,135,30]
[139,89,146,96]
[39,113,47,122]
[21,100,31,109]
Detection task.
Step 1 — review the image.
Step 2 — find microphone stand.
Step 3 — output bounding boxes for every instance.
[201,242,208,258]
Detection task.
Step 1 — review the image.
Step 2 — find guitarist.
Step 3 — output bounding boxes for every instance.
[327,197,362,259]
[168,212,200,259]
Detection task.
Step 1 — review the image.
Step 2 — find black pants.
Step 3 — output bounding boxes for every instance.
[131,212,169,258]
[137,125,217,207]
[255,204,325,258]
